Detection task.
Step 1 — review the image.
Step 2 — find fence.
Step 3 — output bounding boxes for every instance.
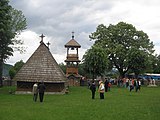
[3,79,15,86]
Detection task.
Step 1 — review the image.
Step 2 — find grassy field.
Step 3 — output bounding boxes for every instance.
[0,86,160,120]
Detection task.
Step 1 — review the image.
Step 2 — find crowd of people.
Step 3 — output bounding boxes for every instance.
[89,77,142,100]
[117,78,141,92]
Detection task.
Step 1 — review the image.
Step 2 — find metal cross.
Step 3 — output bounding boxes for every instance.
[39,34,45,42]
[47,41,51,49]
[72,31,74,39]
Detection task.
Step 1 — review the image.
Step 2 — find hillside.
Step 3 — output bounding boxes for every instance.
[2,63,13,77]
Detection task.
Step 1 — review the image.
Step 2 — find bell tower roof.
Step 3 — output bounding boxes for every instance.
[65,32,81,48]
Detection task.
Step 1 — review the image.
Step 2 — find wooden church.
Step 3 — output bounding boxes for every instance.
[14,34,67,94]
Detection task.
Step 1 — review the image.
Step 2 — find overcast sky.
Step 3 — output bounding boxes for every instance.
[6,0,160,65]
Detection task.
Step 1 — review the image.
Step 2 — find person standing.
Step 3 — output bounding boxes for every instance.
[104,79,109,92]
[129,79,133,92]
[108,82,111,91]
[126,78,129,88]
[90,81,96,99]
[32,83,38,102]
[87,80,91,89]
[135,80,139,92]
[138,79,141,91]
[98,80,105,99]
[38,82,46,102]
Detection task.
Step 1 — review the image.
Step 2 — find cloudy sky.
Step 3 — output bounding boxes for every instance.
[6,0,160,65]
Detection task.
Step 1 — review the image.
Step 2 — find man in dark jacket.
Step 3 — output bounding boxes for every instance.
[104,79,109,92]
[90,81,96,99]
[38,82,46,102]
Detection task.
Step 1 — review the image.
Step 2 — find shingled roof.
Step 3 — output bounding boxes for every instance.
[14,42,66,83]
[65,39,81,48]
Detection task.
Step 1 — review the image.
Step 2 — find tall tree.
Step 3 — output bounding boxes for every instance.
[90,22,154,78]
[0,0,27,87]
[82,45,111,80]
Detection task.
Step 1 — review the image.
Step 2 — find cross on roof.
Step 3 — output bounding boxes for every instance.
[39,34,45,43]
[72,31,74,39]
[47,41,51,49]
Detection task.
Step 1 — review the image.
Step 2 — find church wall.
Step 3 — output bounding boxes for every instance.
[16,81,66,93]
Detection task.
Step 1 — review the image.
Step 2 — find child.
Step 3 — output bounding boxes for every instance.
[108,82,111,91]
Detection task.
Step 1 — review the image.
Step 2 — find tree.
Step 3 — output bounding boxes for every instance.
[9,60,24,79]
[78,63,89,77]
[82,45,111,80]
[127,47,152,78]
[9,68,16,80]
[90,22,154,78]
[59,62,66,74]
[0,0,27,87]
[151,54,160,73]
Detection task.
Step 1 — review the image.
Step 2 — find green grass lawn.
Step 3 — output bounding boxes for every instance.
[0,86,160,120]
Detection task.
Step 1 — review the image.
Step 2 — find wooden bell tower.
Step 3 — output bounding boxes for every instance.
[64,32,81,86]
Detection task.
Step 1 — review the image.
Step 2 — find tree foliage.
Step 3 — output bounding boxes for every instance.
[127,47,152,78]
[82,45,111,80]
[0,0,27,86]
[89,22,155,78]
[151,54,160,73]
[59,62,66,74]
[78,63,90,78]
[9,60,24,79]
